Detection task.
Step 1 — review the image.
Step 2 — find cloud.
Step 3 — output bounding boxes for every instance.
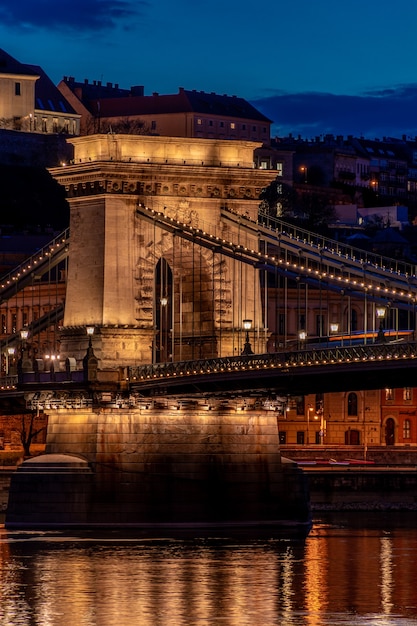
[0,0,146,32]
[251,84,417,140]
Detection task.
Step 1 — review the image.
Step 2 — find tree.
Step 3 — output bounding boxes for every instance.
[295,191,337,231]
[259,178,297,220]
[19,412,46,457]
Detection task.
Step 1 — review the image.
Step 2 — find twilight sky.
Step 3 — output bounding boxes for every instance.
[2,0,417,139]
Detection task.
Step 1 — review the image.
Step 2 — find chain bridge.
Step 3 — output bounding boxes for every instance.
[2,200,417,400]
[3,133,417,530]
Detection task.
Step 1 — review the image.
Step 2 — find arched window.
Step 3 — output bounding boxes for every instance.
[385,418,395,446]
[347,392,358,416]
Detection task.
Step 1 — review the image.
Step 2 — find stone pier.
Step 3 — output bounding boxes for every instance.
[6,403,311,531]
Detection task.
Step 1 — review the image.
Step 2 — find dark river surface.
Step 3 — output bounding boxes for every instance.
[1,512,417,626]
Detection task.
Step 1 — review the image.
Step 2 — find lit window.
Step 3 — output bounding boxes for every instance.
[403,387,412,401]
[403,419,411,439]
[15,82,21,96]
[197,118,202,125]
[385,388,393,401]
[259,160,269,169]
[230,122,236,129]
[276,162,283,176]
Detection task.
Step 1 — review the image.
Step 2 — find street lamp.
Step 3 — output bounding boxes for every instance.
[376,307,386,342]
[298,330,306,350]
[86,325,95,347]
[7,346,16,375]
[300,165,308,183]
[241,319,254,355]
[306,403,314,444]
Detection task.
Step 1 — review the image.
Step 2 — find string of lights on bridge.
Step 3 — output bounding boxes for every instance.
[136,203,417,308]
[0,229,69,295]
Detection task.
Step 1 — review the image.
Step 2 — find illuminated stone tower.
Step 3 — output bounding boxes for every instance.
[6,135,312,531]
[51,134,276,369]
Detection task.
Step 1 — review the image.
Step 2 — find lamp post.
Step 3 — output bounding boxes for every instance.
[7,346,16,376]
[241,319,254,355]
[159,296,170,362]
[86,325,95,347]
[330,322,339,347]
[298,330,306,350]
[376,306,386,342]
[300,165,308,183]
[306,403,313,445]
[84,326,98,381]
[315,401,325,444]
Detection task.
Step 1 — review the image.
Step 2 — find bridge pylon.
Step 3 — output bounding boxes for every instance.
[51,134,274,369]
[5,135,311,533]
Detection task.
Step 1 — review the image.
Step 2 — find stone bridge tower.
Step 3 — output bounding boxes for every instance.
[51,134,276,369]
[6,136,312,531]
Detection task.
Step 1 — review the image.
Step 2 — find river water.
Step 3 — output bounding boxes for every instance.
[1,512,416,626]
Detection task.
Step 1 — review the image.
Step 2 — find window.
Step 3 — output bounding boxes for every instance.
[151,120,156,130]
[220,121,224,128]
[296,431,305,444]
[15,82,21,96]
[403,387,412,401]
[403,419,411,439]
[347,392,358,416]
[259,160,269,169]
[230,122,236,129]
[197,118,202,125]
[315,393,324,414]
[252,125,256,131]
[385,388,393,401]
[296,396,305,416]
[276,162,283,176]
[279,431,287,444]
[209,120,213,127]
[242,124,246,130]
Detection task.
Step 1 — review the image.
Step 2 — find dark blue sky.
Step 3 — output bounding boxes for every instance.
[2,0,417,139]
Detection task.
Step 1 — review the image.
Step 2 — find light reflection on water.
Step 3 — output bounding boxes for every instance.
[0,513,417,626]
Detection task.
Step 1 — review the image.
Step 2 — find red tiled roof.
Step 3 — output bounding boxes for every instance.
[86,88,272,123]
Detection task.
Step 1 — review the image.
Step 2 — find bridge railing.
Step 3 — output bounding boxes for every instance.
[128,341,417,383]
[0,228,70,299]
[257,208,417,277]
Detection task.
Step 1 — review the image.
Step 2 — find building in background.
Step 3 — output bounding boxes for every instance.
[0,49,80,136]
